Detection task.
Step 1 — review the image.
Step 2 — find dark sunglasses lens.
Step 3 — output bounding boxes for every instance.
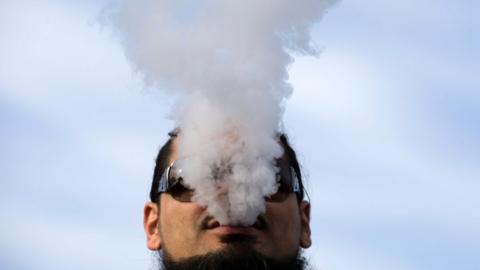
[266,168,294,202]
[265,188,289,202]
[168,180,194,202]
[162,164,194,202]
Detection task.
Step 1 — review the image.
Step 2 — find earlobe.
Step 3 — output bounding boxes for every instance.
[144,202,162,250]
[299,201,312,248]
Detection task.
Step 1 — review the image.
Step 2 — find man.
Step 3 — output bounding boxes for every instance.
[143,131,312,270]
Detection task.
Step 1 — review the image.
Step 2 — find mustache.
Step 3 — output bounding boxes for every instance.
[200,215,268,230]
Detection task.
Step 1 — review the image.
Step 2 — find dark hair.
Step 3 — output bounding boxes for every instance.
[149,130,305,203]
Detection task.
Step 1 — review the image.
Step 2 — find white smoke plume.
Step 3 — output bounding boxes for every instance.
[104,0,336,225]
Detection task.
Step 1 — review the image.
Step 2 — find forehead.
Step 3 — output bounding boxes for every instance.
[167,137,289,165]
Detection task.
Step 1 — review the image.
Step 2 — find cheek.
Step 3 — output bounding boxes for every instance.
[271,206,301,242]
[158,197,205,257]
[260,199,302,257]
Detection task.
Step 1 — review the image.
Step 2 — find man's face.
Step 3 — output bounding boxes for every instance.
[143,138,311,263]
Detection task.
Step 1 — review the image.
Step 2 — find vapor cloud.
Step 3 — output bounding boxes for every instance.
[105,0,337,225]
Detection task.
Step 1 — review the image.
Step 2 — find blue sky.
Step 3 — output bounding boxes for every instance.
[1,1,479,270]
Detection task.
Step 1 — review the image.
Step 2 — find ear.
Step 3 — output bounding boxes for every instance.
[144,202,161,250]
[299,201,312,248]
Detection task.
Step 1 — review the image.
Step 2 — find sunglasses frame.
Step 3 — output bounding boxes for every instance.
[157,161,300,202]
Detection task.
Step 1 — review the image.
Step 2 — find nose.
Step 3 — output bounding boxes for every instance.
[215,182,229,200]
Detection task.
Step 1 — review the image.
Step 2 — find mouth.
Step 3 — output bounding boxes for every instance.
[203,216,267,235]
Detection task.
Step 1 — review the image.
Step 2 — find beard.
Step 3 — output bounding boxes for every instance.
[158,234,307,270]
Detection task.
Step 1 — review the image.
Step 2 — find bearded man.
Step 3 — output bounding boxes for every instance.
[143,131,312,270]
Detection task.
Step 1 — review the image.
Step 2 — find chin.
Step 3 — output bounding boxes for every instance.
[160,243,306,270]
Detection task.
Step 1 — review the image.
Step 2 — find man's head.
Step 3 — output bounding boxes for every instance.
[144,131,311,269]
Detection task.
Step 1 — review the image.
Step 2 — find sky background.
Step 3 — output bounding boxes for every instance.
[1,0,479,270]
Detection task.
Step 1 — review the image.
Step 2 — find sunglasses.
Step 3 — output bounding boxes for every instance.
[157,160,300,203]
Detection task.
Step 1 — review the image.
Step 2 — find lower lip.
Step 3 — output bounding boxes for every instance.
[211,225,256,235]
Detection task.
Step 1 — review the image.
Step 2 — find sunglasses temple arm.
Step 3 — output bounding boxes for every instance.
[158,165,171,193]
[291,168,300,193]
